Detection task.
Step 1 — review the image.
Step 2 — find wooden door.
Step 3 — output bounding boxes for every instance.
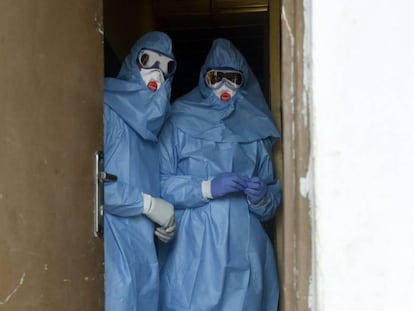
[0,1,104,310]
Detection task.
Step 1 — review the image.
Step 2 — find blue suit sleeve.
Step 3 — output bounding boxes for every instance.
[103,107,144,217]
[248,138,282,221]
[104,181,144,217]
[159,122,210,209]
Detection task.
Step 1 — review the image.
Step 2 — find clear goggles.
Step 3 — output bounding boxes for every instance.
[205,69,243,89]
[137,49,176,78]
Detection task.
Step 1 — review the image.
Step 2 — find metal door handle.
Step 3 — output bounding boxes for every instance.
[94,151,117,238]
[98,171,117,182]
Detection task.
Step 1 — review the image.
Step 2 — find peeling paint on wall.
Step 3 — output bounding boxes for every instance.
[282,5,296,109]
[0,272,26,305]
[299,169,311,199]
[302,0,312,129]
[94,13,104,36]
[302,0,316,310]
[282,5,297,164]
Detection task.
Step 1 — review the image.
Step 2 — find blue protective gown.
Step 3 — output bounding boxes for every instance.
[103,31,173,311]
[158,38,282,311]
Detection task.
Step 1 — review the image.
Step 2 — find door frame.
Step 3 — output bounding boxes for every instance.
[270,0,312,310]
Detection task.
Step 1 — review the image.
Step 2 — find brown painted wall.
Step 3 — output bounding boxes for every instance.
[0,0,104,309]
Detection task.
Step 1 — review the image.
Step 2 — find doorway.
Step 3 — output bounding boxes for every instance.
[102,1,296,311]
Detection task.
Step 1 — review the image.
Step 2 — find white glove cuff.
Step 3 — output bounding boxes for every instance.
[202,179,213,200]
[142,193,174,227]
[142,192,153,214]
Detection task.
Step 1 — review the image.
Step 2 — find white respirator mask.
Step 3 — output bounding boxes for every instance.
[212,82,237,102]
[139,68,165,92]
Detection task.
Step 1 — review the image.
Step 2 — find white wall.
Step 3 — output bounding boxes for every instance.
[311,1,414,310]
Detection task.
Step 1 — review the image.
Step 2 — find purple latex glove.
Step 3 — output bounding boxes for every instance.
[211,173,247,198]
[244,177,268,205]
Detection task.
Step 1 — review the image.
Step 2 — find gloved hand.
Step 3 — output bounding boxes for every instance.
[142,193,176,243]
[154,217,176,243]
[211,173,247,198]
[244,177,268,205]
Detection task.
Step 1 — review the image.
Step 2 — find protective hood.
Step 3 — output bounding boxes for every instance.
[104,31,174,141]
[168,38,280,143]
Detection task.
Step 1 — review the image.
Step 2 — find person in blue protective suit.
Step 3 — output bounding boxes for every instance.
[103,31,178,311]
[157,38,282,311]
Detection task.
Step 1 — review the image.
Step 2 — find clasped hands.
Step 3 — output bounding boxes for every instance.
[211,172,268,205]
